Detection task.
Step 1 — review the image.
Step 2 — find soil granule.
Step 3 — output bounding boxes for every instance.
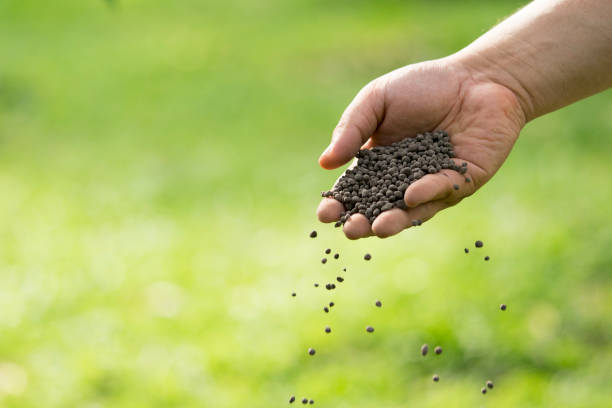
[321,130,465,224]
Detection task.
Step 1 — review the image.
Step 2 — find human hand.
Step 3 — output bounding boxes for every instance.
[317,57,526,239]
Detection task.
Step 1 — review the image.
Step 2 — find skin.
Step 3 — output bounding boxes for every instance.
[317,0,612,239]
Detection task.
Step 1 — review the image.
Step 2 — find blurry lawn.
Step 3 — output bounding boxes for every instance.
[0,0,611,407]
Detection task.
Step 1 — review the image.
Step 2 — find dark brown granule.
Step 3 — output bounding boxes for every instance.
[325,326,331,333]
[325,248,331,254]
[481,387,487,395]
[366,325,375,333]
[421,344,429,356]
[290,395,295,403]
[464,248,469,253]
[364,253,372,261]
[308,348,315,356]
[334,221,342,228]
[343,268,346,272]
[336,276,344,283]
[309,231,317,238]
[321,131,464,225]
[334,253,339,259]
[486,380,494,389]
[453,184,459,190]
[309,400,314,405]
[329,302,334,307]
[484,256,490,261]
[321,258,327,264]
[434,346,442,355]
[500,304,507,311]
[375,300,382,307]
[475,240,484,248]
[314,283,319,287]
[291,292,296,297]
[465,177,471,183]
[433,374,439,382]
[302,397,308,404]
[323,307,329,313]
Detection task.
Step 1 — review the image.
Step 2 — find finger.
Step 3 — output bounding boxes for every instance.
[319,80,386,170]
[317,198,344,223]
[361,139,376,150]
[317,157,360,222]
[372,201,448,238]
[404,165,474,208]
[342,213,373,240]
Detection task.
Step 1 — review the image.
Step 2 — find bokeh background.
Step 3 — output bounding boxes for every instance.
[1,0,611,406]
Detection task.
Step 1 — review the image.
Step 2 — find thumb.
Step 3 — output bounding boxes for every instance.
[319,79,386,169]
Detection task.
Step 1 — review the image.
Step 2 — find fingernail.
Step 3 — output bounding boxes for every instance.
[404,195,419,208]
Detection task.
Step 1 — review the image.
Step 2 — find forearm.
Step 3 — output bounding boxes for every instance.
[452,0,612,122]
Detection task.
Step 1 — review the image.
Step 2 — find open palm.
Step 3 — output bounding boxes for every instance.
[317,58,527,239]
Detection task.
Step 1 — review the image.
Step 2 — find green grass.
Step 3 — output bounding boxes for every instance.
[0,0,611,406]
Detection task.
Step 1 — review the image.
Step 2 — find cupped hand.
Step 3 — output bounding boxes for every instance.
[317,57,527,239]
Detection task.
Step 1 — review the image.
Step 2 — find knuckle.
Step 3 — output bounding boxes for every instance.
[333,120,348,136]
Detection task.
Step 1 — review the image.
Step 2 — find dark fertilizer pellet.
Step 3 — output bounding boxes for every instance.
[314,283,319,287]
[464,248,469,253]
[308,348,316,356]
[336,276,344,283]
[325,248,331,254]
[329,302,334,307]
[481,387,487,395]
[434,346,443,355]
[364,253,372,261]
[484,256,490,261]
[475,240,484,248]
[310,231,317,238]
[366,325,375,333]
[343,268,346,272]
[421,344,429,356]
[486,380,494,389]
[465,177,471,183]
[323,307,329,313]
[302,398,308,404]
[321,130,463,225]
[500,304,507,311]
[334,253,339,259]
[325,326,331,333]
[290,396,295,403]
[309,400,314,405]
[375,300,382,307]
[453,184,459,190]
[321,258,327,264]
[291,292,296,297]
[433,374,440,382]
[334,221,342,228]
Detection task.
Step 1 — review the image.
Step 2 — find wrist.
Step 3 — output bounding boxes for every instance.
[448,49,534,124]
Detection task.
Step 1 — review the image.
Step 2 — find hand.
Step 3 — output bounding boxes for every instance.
[317,56,527,239]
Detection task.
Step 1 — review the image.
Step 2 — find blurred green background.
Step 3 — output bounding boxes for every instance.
[1,0,611,406]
